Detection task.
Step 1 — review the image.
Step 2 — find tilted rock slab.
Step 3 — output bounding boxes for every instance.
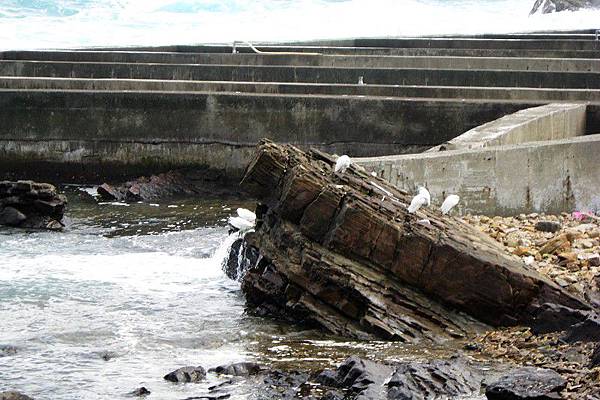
[239,141,589,342]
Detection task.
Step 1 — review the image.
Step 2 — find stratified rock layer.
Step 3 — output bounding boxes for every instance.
[238,141,589,341]
[0,180,66,230]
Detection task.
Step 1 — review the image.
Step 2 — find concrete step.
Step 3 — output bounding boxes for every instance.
[1,60,598,89]
[1,77,599,103]
[3,51,600,72]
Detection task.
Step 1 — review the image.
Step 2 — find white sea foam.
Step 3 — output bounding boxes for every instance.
[1,0,599,50]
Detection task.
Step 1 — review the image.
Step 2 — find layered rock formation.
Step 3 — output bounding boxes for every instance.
[530,0,600,14]
[0,181,66,230]
[237,141,590,342]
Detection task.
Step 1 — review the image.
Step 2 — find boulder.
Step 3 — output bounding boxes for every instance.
[562,313,600,343]
[316,356,489,400]
[0,181,66,230]
[530,303,590,335]
[223,237,260,280]
[531,0,600,14]
[130,387,150,397]
[0,207,26,226]
[485,367,566,399]
[164,366,206,383]
[209,362,263,376]
[535,221,562,233]
[238,141,589,341]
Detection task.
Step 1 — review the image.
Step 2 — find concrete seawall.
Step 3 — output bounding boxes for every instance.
[0,33,598,205]
[358,103,599,215]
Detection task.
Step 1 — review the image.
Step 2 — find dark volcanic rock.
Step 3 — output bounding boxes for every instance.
[130,387,151,397]
[237,141,589,341]
[0,392,34,400]
[530,303,590,335]
[535,221,562,233]
[562,312,600,343]
[316,356,488,400]
[591,344,600,368]
[485,367,566,400]
[209,362,263,376]
[0,181,66,230]
[164,366,206,383]
[0,207,26,226]
[531,0,600,13]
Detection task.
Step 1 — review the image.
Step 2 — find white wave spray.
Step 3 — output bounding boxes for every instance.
[1,0,599,50]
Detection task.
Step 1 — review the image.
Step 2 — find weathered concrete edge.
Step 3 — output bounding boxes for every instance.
[428,103,588,151]
[357,134,600,215]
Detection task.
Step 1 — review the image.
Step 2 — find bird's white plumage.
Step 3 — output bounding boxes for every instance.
[228,208,256,233]
[408,186,431,213]
[236,208,256,222]
[334,155,352,173]
[418,187,431,206]
[440,195,460,215]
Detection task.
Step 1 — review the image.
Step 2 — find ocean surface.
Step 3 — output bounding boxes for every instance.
[0,188,464,399]
[1,0,600,50]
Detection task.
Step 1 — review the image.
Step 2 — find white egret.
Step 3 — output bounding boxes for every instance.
[440,195,460,215]
[334,155,352,173]
[408,186,431,213]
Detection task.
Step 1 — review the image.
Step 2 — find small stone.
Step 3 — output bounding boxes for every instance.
[589,255,600,267]
[209,362,263,377]
[555,277,569,287]
[589,230,600,239]
[164,366,206,383]
[0,207,26,227]
[130,387,150,397]
[557,252,577,263]
[580,239,594,249]
[513,247,531,257]
[535,221,562,233]
[97,183,124,201]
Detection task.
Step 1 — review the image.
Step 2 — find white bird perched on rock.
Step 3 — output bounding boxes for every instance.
[440,194,460,215]
[334,155,352,173]
[407,186,431,213]
[228,208,256,233]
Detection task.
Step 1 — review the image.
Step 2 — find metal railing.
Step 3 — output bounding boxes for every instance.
[232,41,321,56]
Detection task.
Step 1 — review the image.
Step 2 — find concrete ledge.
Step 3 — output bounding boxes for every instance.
[357,134,600,215]
[1,61,599,88]
[3,51,600,72]
[1,77,599,102]
[429,103,587,151]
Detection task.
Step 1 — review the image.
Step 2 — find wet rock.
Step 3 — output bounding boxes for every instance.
[562,312,600,343]
[98,168,240,203]
[0,345,18,357]
[130,387,150,397]
[531,0,600,14]
[99,351,118,361]
[97,183,123,201]
[209,362,263,376]
[535,221,562,233]
[223,238,260,281]
[485,367,566,400]
[0,393,34,400]
[0,181,66,230]
[0,207,26,226]
[164,366,206,383]
[530,303,590,335]
[261,369,310,399]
